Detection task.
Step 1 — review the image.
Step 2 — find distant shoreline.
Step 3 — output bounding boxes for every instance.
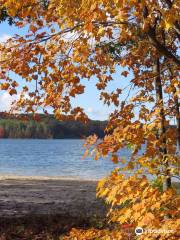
[0,113,107,139]
[0,174,98,181]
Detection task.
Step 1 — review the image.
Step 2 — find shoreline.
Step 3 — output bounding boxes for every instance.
[0,176,179,219]
[0,177,106,219]
[0,174,99,181]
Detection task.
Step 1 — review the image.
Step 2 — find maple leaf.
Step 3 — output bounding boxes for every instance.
[1,83,10,90]
[9,88,17,95]
[29,25,37,33]
[111,155,118,164]
[121,71,129,77]
[164,20,172,30]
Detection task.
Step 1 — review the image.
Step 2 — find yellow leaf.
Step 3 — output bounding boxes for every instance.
[98,27,105,36]
[83,149,89,158]
[165,20,172,30]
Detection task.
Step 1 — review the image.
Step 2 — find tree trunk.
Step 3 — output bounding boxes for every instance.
[168,67,180,150]
[154,58,171,190]
[173,87,180,150]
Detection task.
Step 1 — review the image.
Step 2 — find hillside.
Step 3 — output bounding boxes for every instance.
[0,113,107,139]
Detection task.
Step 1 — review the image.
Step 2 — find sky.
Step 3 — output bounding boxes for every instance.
[0,22,133,120]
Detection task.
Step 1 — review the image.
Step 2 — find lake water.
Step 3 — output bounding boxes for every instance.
[0,139,132,180]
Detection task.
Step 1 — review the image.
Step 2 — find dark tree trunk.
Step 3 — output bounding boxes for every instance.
[154,58,171,190]
[168,67,180,150]
[173,87,180,150]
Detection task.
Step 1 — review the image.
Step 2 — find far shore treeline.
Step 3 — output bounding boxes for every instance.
[0,112,107,139]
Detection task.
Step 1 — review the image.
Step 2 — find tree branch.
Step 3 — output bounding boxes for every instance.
[147,27,180,66]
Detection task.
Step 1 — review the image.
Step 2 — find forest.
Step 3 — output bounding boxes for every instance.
[0,113,106,138]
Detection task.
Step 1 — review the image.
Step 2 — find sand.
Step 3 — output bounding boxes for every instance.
[0,176,107,219]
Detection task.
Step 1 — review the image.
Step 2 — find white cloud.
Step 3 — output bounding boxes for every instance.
[87,107,93,113]
[86,106,110,120]
[0,34,11,43]
[0,92,17,112]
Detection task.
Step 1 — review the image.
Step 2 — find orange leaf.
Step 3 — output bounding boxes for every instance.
[121,71,129,77]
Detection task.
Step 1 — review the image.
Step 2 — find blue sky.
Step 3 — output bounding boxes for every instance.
[0,22,133,120]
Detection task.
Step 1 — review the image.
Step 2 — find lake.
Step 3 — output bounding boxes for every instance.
[0,139,132,179]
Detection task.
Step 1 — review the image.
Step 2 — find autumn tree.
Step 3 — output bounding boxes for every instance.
[0,0,179,239]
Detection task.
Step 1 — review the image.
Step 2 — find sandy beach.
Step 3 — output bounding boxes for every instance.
[0,176,107,219]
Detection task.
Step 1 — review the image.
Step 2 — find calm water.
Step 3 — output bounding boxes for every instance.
[0,139,132,179]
